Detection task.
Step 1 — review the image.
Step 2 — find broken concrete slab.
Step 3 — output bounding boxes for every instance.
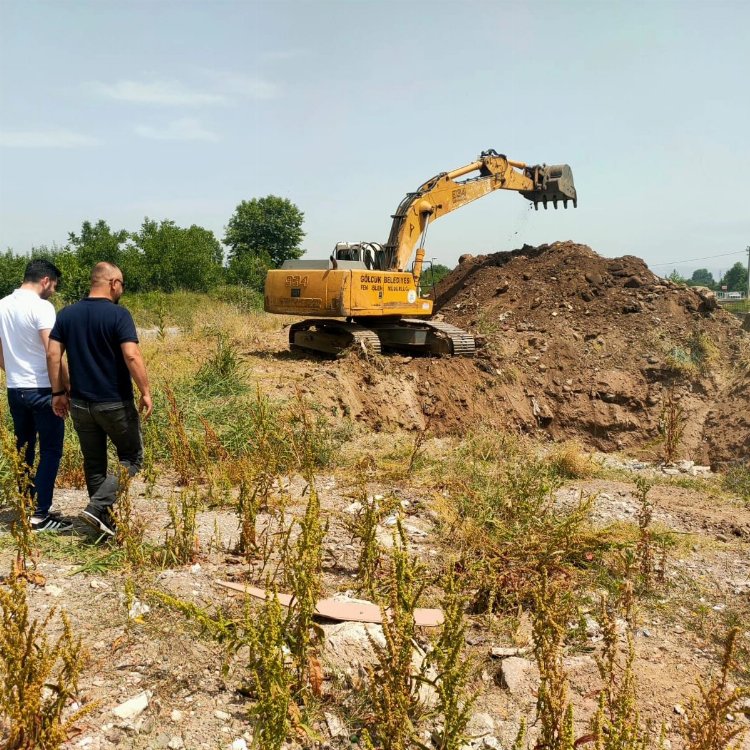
[214,580,444,627]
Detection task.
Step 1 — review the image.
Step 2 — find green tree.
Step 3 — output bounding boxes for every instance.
[67,220,128,269]
[224,196,305,268]
[31,245,90,303]
[129,218,224,292]
[719,261,748,292]
[419,262,451,295]
[0,251,27,298]
[668,269,688,285]
[688,268,715,289]
[226,251,272,293]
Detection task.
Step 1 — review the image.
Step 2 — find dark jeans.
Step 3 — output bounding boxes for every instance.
[7,387,65,516]
[70,399,143,512]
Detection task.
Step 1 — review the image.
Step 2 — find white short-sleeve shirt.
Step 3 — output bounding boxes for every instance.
[0,288,56,388]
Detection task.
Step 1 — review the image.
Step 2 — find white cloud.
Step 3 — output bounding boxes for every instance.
[211,73,278,100]
[0,129,98,148]
[93,74,279,107]
[134,117,219,142]
[95,79,227,106]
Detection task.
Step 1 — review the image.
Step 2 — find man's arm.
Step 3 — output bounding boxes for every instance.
[121,341,153,418]
[39,329,69,391]
[46,338,69,418]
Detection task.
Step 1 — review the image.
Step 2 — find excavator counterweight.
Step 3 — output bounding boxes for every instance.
[264,150,577,357]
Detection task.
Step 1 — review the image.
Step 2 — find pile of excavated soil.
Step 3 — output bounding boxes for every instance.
[255,241,747,466]
[429,241,748,465]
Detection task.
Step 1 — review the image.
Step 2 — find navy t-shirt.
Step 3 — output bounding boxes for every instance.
[50,298,139,402]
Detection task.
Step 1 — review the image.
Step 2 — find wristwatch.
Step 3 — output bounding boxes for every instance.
[51,390,67,397]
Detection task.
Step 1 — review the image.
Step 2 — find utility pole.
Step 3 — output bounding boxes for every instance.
[746,245,750,300]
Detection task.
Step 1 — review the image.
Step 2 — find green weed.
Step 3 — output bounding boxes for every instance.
[427,570,476,750]
[163,489,201,566]
[682,628,749,749]
[0,577,95,749]
[362,521,428,750]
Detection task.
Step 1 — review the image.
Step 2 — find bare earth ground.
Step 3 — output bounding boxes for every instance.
[2,241,749,749]
[3,457,749,750]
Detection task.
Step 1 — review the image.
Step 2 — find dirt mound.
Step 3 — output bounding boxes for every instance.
[427,241,748,465]
[261,241,746,466]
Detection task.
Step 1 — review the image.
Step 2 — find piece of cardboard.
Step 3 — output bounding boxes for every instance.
[214,580,444,627]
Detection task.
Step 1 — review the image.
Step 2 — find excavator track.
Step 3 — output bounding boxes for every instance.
[289,317,475,357]
[289,319,382,357]
[398,319,476,356]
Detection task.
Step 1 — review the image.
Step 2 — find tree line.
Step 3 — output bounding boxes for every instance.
[668,263,748,293]
[0,196,305,301]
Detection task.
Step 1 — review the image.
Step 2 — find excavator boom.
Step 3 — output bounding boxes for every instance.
[383,150,577,272]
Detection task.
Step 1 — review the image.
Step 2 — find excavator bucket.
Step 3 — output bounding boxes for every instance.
[521,164,578,210]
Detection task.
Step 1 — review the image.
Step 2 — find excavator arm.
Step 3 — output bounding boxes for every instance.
[382,149,577,272]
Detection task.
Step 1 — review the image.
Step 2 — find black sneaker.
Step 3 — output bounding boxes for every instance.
[81,508,116,537]
[30,512,73,533]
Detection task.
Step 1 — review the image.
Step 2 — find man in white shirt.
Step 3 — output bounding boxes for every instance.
[0,259,71,532]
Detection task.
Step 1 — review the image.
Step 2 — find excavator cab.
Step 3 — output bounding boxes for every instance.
[332,242,386,270]
[521,164,577,210]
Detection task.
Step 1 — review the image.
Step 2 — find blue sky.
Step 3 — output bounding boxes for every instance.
[1,0,748,280]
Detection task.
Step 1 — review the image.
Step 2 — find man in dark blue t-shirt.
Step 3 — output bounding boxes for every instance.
[47,262,153,536]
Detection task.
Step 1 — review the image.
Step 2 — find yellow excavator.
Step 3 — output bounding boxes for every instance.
[264,149,577,356]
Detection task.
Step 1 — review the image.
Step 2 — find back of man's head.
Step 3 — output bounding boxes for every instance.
[90,261,121,287]
[24,259,62,285]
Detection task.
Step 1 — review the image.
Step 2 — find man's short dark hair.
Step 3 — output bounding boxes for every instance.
[23,259,62,284]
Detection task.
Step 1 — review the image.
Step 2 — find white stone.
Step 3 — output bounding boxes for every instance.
[324,711,345,737]
[322,620,436,707]
[45,584,63,597]
[214,709,231,721]
[344,501,363,514]
[584,614,601,637]
[170,709,183,723]
[112,691,152,720]
[128,600,150,620]
[501,657,538,696]
[190,563,202,574]
[229,740,248,750]
[466,712,495,737]
[674,704,685,716]
[168,737,184,749]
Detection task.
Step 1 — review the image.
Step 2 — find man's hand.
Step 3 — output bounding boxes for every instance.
[52,394,70,419]
[138,392,153,419]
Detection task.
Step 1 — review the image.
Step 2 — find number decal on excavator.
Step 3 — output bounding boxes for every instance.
[285,275,309,287]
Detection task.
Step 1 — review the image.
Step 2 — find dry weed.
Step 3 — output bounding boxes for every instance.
[548,440,597,479]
